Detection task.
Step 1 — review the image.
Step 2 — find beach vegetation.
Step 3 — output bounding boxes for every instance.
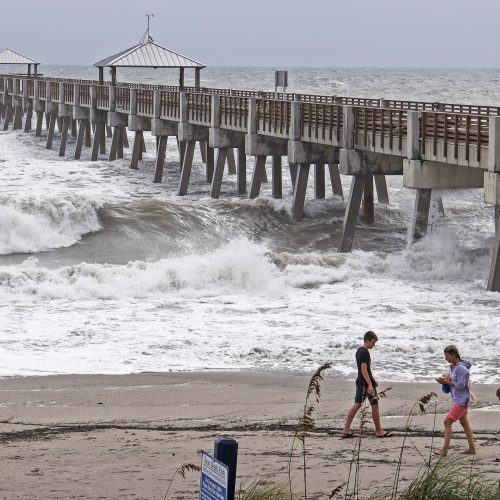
[390,391,438,500]
[370,455,500,500]
[287,361,333,500]
[344,388,392,500]
[238,479,294,499]
[163,463,200,500]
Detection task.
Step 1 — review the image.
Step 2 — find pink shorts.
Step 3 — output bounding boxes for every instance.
[447,404,468,422]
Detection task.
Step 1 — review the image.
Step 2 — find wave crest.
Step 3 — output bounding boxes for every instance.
[0,196,101,254]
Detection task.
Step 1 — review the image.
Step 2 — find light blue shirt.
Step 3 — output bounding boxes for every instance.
[449,361,471,407]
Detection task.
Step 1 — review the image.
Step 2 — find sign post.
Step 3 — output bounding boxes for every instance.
[274,70,288,100]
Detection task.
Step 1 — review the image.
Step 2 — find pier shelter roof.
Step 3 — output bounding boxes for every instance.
[94,39,205,89]
[0,48,39,75]
[94,40,204,69]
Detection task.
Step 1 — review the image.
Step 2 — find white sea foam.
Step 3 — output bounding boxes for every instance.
[0,68,499,381]
[0,197,101,254]
[0,239,280,300]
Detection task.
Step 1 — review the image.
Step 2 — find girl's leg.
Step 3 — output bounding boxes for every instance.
[435,418,453,456]
[459,414,476,453]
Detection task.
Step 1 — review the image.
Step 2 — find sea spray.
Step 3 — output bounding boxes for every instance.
[0,196,101,254]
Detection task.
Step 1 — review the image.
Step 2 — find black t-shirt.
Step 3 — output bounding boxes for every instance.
[355,346,376,386]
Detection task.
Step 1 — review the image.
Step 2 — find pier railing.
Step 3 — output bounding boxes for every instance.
[420,112,489,168]
[137,89,153,117]
[96,85,109,110]
[27,80,34,98]
[354,107,407,155]
[187,93,211,125]
[160,91,180,121]
[63,83,74,104]
[1,73,496,170]
[219,96,248,131]
[115,87,130,112]
[79,84,91,107]
[301,102,343,146]
[257,99,291,138]
[49,81,59,101]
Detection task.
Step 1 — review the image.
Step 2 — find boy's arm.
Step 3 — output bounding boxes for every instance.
[361,363,374,394]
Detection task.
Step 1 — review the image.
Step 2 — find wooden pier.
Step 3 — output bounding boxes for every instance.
[1,73,499,292]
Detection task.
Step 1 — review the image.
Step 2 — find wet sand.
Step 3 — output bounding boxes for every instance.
[0,372,498,499]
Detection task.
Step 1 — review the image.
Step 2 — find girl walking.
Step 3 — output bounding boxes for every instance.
[434,345,476,456]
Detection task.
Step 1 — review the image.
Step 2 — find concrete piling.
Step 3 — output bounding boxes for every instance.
[339,175,366,252]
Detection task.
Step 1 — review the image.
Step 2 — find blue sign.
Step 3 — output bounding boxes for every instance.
[199,452,229,500]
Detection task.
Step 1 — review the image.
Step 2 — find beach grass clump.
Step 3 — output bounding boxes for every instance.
[163,463,200,500]
[288,361,333,500]
[390,391,437,499]
[388,455,500,500]
[238,479,293,499]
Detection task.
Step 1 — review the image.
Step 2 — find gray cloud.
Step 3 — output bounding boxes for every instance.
[1,0,499,67]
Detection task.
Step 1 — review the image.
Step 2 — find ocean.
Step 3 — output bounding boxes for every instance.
[0,66,499,383]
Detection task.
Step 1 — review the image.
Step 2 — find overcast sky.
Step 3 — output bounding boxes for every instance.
[2,0,499,67]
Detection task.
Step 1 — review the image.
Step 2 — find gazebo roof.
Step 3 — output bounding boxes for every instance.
[94,40,205,69]
[0,48,39,65]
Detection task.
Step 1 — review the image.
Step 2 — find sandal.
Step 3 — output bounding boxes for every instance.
[341,432,354,438]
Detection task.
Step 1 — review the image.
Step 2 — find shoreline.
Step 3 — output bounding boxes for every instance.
[1,372,498,498]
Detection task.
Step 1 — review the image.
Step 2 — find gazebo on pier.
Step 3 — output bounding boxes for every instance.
[0,48,40,76]
[93,37,205,90]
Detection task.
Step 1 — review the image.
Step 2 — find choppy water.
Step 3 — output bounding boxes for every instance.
[0,66,499,383]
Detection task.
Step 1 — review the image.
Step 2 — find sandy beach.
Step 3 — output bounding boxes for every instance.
[0,372,498,499]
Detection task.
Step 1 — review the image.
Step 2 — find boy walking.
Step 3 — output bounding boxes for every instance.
[342,331,392,438]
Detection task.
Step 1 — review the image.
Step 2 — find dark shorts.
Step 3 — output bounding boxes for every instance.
[354,383,378,406]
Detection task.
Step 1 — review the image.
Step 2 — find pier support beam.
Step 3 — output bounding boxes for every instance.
[90,108,108,161]
[314,163,325,199]
[328,164,344,199]
[46,113,57,150]
[107,112,129,162]
[484,170,500,291]
[130,131,144,170]
[248,156,267,199]
[292,163,310,220]
[237,147,246,195]
[12,100,23,130]
[178,140,196,195]
[58,116,70,157]
[209,100,245,194]
[154,136,168,183]
[74,120,88,160]
[488,216,500,292]
[374,175,389,204]
[210,147,228,199]
[35,111,43,136]
[272,155,282,199]
[91,123,105,161]
[408,188,432,245]
[108,126,126,161]
[289,163,298,189]
[339,175,366,252]
[362,175,375,224]
[206,145,215,183]
[226,148,236,174]
[24,108,33,133]
[151,114,178,183]
[2,105,13,131]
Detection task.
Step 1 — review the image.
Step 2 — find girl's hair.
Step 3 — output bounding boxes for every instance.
[444,344,461,359]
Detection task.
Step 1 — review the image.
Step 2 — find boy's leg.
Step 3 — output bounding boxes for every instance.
[371,403,383,434]
[343,403,361,434]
